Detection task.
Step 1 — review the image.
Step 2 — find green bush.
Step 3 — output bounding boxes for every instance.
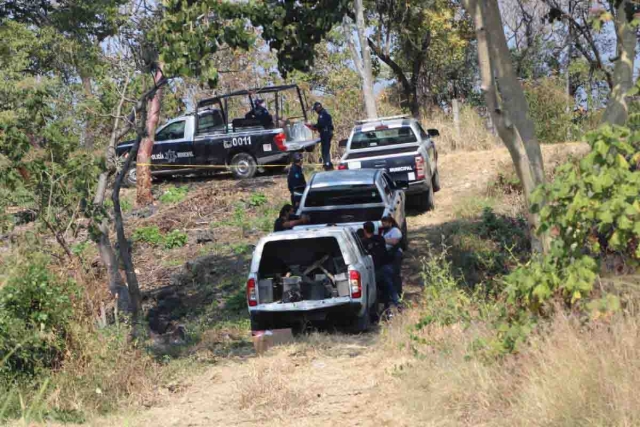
[247,192,268,207]
[524,77,574,144]
[132,225,164,246]
[159,186,188,204]
[0,254,79,378]
[163,230,188,249]
[495,124,639,353]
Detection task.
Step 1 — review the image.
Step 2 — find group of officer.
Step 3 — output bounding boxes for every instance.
[247,99,335,171]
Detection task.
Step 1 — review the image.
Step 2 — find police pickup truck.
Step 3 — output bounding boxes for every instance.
[116,85,319,185]
[295,169,408,249]
[337,115,440,211]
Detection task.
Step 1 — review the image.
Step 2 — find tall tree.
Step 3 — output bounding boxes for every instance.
[344,0,378,118]
[541,0,639,125]
[463,0,548,252]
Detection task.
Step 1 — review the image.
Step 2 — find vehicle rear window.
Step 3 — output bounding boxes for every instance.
[197,110,225,133]
[350,126,417,149]
[305,185,382,207]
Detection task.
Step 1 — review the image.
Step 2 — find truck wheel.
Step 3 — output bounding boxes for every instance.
[416,185,436,212]
[250,312,269,332]
[351,301,371,333]
[401,221,409,251]
[230,153,257,179]
[432,167,441,193]
[124,164,137,188]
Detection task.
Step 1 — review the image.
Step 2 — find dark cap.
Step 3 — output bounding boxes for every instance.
[293,152,303,162]
[312,101,322,110]
[255,98,265,105]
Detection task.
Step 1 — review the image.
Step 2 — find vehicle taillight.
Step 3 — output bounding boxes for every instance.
[350,270,362,298]
[273,133,287,151]
[375,125,389,130]
[338,163,347,170]
[415,155,425,180]
[247,278,257,306]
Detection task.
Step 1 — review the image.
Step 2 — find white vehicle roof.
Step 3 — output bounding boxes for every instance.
[310,169,379,188]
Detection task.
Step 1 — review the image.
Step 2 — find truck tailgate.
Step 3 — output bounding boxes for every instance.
[342,146,419,183]
[300,207,385,226]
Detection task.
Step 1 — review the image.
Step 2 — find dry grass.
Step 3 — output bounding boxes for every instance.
[424,106,501,153]
[394,313,640,426]
[235,354,316,420]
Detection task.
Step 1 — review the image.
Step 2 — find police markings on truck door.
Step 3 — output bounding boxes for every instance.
[223,136,252,149]
[151,150,194,163]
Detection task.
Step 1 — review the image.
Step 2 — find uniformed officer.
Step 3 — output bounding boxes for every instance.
[288,153,306,207]
[245,98,273,128]
[311,101,334,170]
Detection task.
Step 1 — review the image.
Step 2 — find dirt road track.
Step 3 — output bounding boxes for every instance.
[68,144,588,427]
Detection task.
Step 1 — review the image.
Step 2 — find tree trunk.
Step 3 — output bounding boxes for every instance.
[93,172,130,312]
[465,0,547,253]
[81,75,95,149]
[367,38,420,119]
[601,0,637,126]
[91,71,132,313]
[354,0,378,119]
[136,68,164,206]
[480,0,545,188]
[113,134,144,321]
[452,98,461,145]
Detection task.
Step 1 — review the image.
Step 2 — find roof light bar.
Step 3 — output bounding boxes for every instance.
[355,114,410,125]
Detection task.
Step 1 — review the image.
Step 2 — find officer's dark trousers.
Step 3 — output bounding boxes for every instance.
[320,132,333,168]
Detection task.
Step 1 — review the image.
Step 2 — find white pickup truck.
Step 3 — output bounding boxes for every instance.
[247,226,378,332]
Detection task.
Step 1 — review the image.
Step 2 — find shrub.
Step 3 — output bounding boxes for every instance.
[247,192,268,207]
[163,230,188,249]
[524,77,574,144]
[132,225,164,246]
[159,186,188,204]
[0,254,79,378]
[495,124,639,353]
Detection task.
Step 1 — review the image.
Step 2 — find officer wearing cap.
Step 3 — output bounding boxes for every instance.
[288,152,306,207]
[310,102,334,170]
[245,98,273,128]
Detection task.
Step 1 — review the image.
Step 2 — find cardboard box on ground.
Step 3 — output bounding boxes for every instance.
[252,329,295,354]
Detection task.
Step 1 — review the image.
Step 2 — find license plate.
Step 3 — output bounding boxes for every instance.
[349,161,362,169]
[408,172,416,181]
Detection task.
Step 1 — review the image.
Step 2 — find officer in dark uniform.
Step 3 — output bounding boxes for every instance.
[287,153,306,207]
[245,98,273,128]
[311,101,334,170]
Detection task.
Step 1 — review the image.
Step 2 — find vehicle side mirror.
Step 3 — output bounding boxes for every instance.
[393,180,409,190]
[427,129,440,138]
[338,138,348,148]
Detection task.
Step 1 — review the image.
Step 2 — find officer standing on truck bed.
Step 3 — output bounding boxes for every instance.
[311,101,334,170]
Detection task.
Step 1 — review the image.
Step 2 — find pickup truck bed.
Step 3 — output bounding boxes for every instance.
[338,117,440,210]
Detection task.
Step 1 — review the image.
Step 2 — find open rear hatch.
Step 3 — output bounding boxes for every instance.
[256,237,351,305]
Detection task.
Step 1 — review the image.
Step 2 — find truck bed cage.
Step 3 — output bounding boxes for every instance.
[197,84,301,109]
[355,114,410,125]
[197,84,309,124]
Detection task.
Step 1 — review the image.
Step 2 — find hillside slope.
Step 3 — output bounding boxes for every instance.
[55,143,591,427]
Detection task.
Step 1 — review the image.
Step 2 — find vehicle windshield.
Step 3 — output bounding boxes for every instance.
[305,185,382,207]
[350,126,417,149]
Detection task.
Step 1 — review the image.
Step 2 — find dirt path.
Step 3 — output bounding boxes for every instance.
[80,144,587,427]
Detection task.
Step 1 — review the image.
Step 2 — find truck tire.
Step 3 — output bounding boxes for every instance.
[124,164,137,188]
[432,167,441,193]
[230,153,257,179]
[401,220,409,251]
[351,300,371,333]
[417,184,435,212]
[250,312,269,332]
